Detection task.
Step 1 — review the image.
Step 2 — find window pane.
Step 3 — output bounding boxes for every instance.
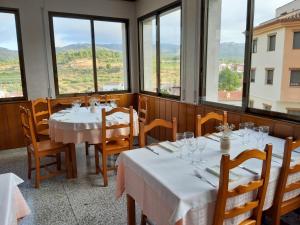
[293,32,300,49]
[0,12,24,98]
[250,69,256,82]
[205,0,246,106]
[249,0,300,115]
[290,70,300,86]
[142,17,157,93]
[252,39,257,53]
[159,7,181,96]
[268,35,276,51]
[52,17,94,94]
[94,21,127,91]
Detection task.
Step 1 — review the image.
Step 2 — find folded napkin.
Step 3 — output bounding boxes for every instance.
[206,165,241,182]
[158,141,179,153]
[272,152,296,162]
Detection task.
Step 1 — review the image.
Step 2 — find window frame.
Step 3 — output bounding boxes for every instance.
[199,0,300,122]
[265,68,274,85]
[290,69,300,87]
[250,68,256,83]
[0,7,27,103]
[48,11,131,97]
[293,31,300,49]
[138,1,182,100]
[252,38,257,53]
[267,34,276,52]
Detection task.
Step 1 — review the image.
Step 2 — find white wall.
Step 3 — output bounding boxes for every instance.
[0,0,138,99]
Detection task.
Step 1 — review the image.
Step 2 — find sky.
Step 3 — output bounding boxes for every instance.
[0,0,297,50]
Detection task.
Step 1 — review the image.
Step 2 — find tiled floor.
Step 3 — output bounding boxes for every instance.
[1,143,300,225]
[0,144,140,225]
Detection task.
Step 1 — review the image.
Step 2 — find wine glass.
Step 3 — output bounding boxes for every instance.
[176,133,186,158]
[252,127,262,148]
[239,123,247,144]
[259,126,269,148]
[197,137,207,163]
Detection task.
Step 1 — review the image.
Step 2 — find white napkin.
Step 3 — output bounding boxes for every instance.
[158,141,179,153]
[206,165,241,182]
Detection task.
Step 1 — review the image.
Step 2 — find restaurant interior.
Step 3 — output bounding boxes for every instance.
[1,0,300,225]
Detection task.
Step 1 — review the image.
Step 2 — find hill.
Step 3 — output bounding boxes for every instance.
[0,47,18,61]
[219,42,245,62]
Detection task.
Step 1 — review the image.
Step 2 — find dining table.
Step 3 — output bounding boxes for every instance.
[49,105,139,178]
[0,173,30,225]
[116,131,300,225]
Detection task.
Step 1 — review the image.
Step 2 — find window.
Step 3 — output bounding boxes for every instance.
[265,69,274,85]
[293,32,300,49]
[290,70,300,86]
[268,35,276,51]
[139,3,181,98]
[203,0,247,106]
[0,8,26,101]
[252,39,257,53]
[250,69,256,83]
[49,13,130,96]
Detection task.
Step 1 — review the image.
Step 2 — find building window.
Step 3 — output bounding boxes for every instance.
[263,103,272,111]
[250,69,256,83]
[290,70,300,86]
[268,34,276,51]
[203,0,247,106]
[252,39,257,53]
[293,32,300,49]
[49,13,130,96]
[265,69,274,85]
[139,3,181,97]
[0,8,27,101]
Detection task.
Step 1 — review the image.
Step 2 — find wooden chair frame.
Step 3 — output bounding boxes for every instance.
[138,95,148,124]
[265,137,300,225]
[95,106,134,186]
[213,145,272,225]
[20,106,71,188]
[138,118,177,148]
[195,111,228,137]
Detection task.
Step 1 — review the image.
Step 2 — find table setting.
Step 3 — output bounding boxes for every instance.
[116,122,300,225]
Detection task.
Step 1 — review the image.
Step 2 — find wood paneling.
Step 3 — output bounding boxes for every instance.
[0,93,135,150]
[139,94,300,142]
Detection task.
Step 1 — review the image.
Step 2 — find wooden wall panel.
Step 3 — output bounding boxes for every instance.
[159,99,166,141]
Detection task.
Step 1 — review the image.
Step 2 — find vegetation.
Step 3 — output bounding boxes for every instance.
[218,67,242,92]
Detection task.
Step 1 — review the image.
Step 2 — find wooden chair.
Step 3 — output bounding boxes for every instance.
[139,118,177,148]
[195,111,227,137]
[265,137,300,225]
[53,97,85,112]
[138,95,148,124]
[19,106,71,188]
[213,144,272,225]
[94,106,134,186]
[31,98,52,139]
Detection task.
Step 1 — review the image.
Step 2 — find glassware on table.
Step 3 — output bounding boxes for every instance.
[110,100,117,108]
[259,126,269,149]
[197,137,207,163]
[239,123,247,145]
[244,122,254,145]
[252,127,262,148]
[72,100,82,112]
[176,133,186,158]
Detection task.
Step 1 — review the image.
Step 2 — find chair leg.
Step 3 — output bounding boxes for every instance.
[102,152,108,187]
[94,148,100,174]
[56,153,61,170]
[35,157,41,189]
[140,213,147,225]
[27,151,32,179]
[65,150,70,178]
[85,142,89,156]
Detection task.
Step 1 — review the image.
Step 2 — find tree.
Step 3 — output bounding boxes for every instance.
[218,68,241,91]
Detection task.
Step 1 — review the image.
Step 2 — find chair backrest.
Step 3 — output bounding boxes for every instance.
[101,106,134,149]
[195,111,227,137]
[213,144,272,225]
[54,97,85,111]
[138,96,148,124]
[271,137,300,216]
[31,98,51,133]
[139,118,177,148]
[20,106,38,152]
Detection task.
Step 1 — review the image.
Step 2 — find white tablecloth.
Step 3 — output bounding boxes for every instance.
[0,173,30,225]
[49,106,139,144]
[116,133,300,225]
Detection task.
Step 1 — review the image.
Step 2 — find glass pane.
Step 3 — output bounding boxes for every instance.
[0,12,23,98]
[249,0,300,115]
[205,0,247,106]
[290,70,300,86]
[142,17,157,92]
[268,35,276,51]
[52,17,94,94]
[159,7,181,96]
[94,21,127,91]
[293,32,300,49]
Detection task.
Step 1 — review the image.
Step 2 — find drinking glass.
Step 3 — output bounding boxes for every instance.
[245,122,254,144]
[259,126,269,148]
[239,123,247,145]
[197,137,207,163]
[176,133,186,158]
[252,127,262,148]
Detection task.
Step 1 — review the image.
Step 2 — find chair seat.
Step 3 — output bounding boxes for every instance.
[97,139,130,152]
[37,128,49,136]
[29,140,67,154]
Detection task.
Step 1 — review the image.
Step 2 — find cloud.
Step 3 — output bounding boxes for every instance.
[0,13,18,50]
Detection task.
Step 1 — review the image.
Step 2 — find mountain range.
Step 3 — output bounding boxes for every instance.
[0,42,245,61]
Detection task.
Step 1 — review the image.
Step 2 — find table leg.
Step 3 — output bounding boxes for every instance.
[69,143,77,178]
[127,194,136,225]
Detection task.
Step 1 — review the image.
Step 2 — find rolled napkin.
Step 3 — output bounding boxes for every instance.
[206,165,241,182]
[158,141,179,153]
